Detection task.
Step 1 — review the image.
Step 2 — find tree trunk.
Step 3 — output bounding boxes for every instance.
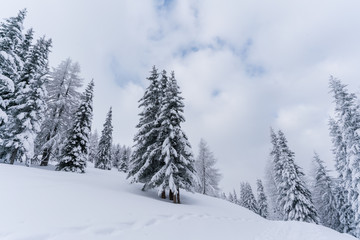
[177,188,180,204]
[173,194,177,203]
[9,149,18,165]
[161,191,166,199]
[40,146,52,166]
[169,190,174,201]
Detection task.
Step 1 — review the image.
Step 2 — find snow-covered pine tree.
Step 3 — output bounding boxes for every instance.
[240,182,258,213]
[275,130,319,223]
[265,128,283,220]
[1,36,51,166]
[95,107,113,170]
[0,10,26,131]
[118,145,131,173]
[146,71,197,203]
[227,191,234,203]
[111,144,122,169]
[233,189,239,205]
[311,152,340,230]
[257,179,268,218]
[328,77,360,235]
[88,130,99,163]
[128,66,162,186]
[195,138,222,197]
[35,58,83,166]
[56,80,94,173]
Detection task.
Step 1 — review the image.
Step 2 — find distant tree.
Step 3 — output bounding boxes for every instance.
[56,80,94,173]
[227,191,234,203]
[195,138,222,197]
[311,153,339,229]
[35,58,83,166]
[111,144,122,169]
[273,130,319,223]
[118,145,131,173]
[240,182,258,214]
[256,179,268,218]
[1,36,51,166]
[95,107,113,170]
[88,130,99,163]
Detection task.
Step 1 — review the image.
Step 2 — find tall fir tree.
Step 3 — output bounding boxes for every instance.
[311,152,340,230]
[56,80,94,173]
[240,182,258,214]
[128,66,162,185]
[265,128,283,220]
[95,107,113,170]
[256,179,269,218]
[0,10,26,133]
[195,138,222,197]
[144,71,197,203]
[328,77,360,235]
[1,36,51,166]
[35,58,83,166]
[274,130,319,223]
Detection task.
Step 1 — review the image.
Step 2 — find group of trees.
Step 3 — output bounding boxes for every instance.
[0,10,131,174]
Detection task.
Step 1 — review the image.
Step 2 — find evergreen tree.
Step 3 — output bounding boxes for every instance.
[119,145,131,173]
[240,182,258,213]
[144,71,197,203]
[56,80,94,173]
[328,77,360,235]
[0,10,26,131]
[227,191,235,203]
[194,138,222,197]
[88,130,99,163]
[275,130,319,223]
[265,128,283,220]
[311,152,340,230]
[35,58,83,166]
[1,37,51,166]
[95,107,113,170]
[257,179,268,218]
[128,66,161,185]
[111,143,122,169]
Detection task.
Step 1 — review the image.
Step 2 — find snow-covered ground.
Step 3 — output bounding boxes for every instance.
[0,164,355,240]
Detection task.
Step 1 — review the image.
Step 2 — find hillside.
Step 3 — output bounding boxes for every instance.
[0,164,355,240]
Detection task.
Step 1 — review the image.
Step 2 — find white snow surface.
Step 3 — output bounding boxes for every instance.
[0,164,356,240]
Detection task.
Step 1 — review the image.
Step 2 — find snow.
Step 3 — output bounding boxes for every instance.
[0,164,356,240]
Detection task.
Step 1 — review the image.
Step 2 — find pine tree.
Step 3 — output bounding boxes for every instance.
[128,66,162,185]
[275,130,319,223]
[111,144,122,169]
[95,107,113,170]
[311,152,340,230]
[119,145,131,173]
[195,138,222,197]
[88,130,99,163]
[1,37,51,166]
[328,77,360,235]
[257,179,268,218]
[145,71,197,203]
[240,182,258,213]
[56,80,94,173]
[265,128,283,220]
[0,10,26,132]
[36,58,83,166]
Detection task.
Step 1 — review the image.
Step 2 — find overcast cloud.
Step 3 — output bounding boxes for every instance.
[2,0,360,192]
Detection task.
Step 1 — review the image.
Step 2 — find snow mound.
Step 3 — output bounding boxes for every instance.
[0,164,355,240]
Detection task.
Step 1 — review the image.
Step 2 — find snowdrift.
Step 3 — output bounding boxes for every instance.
[0,164,355,240]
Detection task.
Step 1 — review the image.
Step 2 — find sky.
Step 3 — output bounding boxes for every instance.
[2,0,360,193]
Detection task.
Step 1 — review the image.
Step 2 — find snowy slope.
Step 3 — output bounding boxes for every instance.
[0,164,355,240]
